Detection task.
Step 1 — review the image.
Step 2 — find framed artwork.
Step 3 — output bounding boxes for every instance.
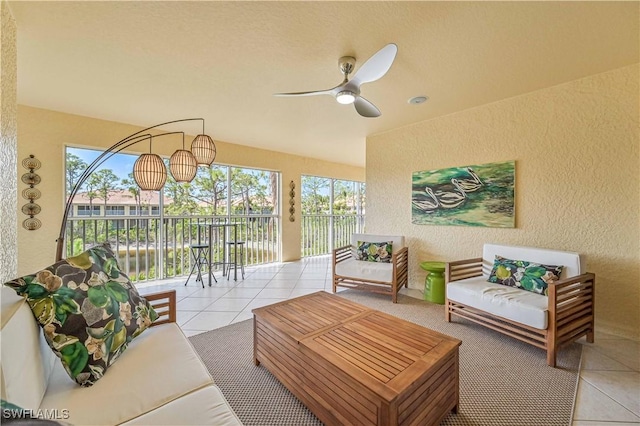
[411,160,515,227]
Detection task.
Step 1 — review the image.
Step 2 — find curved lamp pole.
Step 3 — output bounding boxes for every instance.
[56,118,214,261]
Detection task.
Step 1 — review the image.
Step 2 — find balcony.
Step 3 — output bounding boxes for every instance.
[64,214,279,282]
[65,211,364,282]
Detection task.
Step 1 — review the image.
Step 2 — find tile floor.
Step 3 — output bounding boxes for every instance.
[136,256,639,425]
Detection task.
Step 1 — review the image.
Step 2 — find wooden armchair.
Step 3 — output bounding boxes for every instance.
[333,233,409,303]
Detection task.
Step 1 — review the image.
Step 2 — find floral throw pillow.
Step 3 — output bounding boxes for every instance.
[487,255,563,295]
[3,243,157,387]
[356,241,393,263]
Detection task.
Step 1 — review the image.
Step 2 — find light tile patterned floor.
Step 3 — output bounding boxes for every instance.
[136,255,639,425]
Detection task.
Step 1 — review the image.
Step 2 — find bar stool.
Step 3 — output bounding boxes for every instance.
[225,241,245,280]
[185,243,216,287]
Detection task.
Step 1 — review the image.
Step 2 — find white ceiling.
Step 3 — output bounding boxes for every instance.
[8,1,639,167]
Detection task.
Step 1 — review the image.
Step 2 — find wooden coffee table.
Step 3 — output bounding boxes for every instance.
[252,291,461,426]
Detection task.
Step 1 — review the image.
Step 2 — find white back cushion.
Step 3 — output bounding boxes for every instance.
[351,233,405,255]
[0,287,56,409]
[482,243,584,279]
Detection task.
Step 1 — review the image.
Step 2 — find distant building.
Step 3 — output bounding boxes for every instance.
[70,190,171,217]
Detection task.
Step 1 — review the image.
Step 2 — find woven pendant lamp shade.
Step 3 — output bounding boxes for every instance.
[169,149,197,182]
[191,134,216,166]
[133,153,167,190]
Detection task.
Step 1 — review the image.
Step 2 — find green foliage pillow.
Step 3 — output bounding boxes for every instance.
[356,241,393,263]
[487,255,563,295]
[4,243,157,387]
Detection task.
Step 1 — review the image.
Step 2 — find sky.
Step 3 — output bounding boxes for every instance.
[67,147,137,180]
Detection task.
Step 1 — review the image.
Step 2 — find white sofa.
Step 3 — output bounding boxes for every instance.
[0,287,242,425]
[445,243,596,367]
[333,233,409,303]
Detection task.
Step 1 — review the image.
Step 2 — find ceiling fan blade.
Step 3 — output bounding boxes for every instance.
[354,96,381,118]
[350,43,398,87]
[273,89,333,97]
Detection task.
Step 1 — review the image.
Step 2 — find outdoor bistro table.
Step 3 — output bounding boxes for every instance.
[197,223,240,284]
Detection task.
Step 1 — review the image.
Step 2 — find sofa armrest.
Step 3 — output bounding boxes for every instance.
[145,290,177,326]
[446,257,483,283]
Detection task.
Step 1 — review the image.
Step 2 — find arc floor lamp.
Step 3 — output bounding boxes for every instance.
[55,118,216,262]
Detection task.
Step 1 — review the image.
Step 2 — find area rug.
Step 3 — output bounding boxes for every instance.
[189,291,581,425]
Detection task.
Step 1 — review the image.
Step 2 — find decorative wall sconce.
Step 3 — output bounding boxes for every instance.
[21,155,42,230]
[288,180,296,222]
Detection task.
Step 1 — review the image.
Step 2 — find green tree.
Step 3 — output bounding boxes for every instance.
[121,172,141,214]
[333,180,357,214]
[231,168,266,214]
[66,152,88,195]
[85,179,99,215]
[302,176,330,214]
[87,169,120,212]
[193,166,227,215]
[164,173,197,215]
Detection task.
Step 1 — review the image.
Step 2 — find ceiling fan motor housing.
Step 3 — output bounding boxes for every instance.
[339,56,356,76]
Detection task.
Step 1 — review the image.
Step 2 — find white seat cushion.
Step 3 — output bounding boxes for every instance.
[335,258,393,283]
[447,276,548,329]
[40,323,214,425]
[122,385,242,425]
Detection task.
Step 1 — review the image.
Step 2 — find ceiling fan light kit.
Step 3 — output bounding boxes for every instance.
[336,91,356,105]
[274,43,398,118]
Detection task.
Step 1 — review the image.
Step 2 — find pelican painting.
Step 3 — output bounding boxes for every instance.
[455,168,483,193]
[411,160,515,227]
[412,187,439,212]
[435,179,467,209]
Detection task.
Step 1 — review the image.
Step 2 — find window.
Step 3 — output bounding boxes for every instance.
[76,205,101,216]
[229,167,278,216]
[130,206,147,216]
[301,176,365,257]
[105,206,125,216]
[129,206,160,216]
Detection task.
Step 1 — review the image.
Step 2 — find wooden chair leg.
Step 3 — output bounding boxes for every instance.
[444,302,451,322]
[587,330,595,343]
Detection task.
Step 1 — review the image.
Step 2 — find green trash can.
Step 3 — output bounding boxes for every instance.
[420,261,446,304]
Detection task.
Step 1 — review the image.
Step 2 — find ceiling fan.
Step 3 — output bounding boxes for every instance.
[274,43,398,118]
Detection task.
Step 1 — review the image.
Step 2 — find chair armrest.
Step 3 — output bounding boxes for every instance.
[446,257,483,283]
[333,245,352,265]
[392,246,409,281]
[392,246,409,266]
[145,290,177,326]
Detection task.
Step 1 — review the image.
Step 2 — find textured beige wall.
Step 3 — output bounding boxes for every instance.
[16,106,364,274]
[366,65,639,339]
[0,0,18,284]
